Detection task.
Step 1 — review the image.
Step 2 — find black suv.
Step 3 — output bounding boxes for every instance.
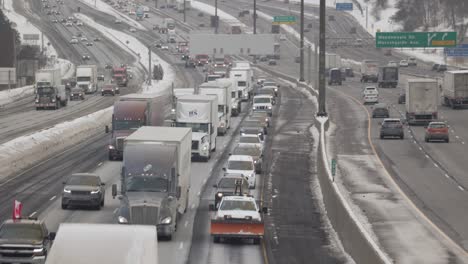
[328,68,342,85]
[380,118,404,139]
[0,218,55,264]
[61,173,105,210]
[372,103,390,118]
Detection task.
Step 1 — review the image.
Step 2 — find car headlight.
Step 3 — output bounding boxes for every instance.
[118,216,128,224]
[33,247,46,256]
[161,216,172,224]
[274,88,278,92]
[101,89,104,92]
[63,188,71,193]
[254,160,257,164]
[232,104,237,109]
[91,189,100,194]
[79,93,82,96]
[217,192,223,198]
[51,99,56,102]
[220,123,225,127]
[268,106,272,109]
[115,87,119,90]
[108,145,115,149]
[244,93,248,96]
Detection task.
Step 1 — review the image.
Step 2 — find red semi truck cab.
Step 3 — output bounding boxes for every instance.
[112,67,128,87]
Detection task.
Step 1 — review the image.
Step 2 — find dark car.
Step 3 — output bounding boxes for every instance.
[61,173,105,210]
[425,122,449,142]
[101,84,119,96]
[372,103,389,118]
[212,174,250,208]
[97,74,105,81]
[380,118,404,139]
[345,68,354,77]
[437,64,447,72]
[232,145,263,173]
[70,87,84,100]
[432,63,440,71]
[0,218,55,264]
[268,59,277,66]
[328,68,342,85]
[105,63,112,69]
[82,54,90,60]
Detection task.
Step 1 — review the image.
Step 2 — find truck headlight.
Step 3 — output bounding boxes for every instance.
[108,145,115,150]
[232,104,237,109]
[63,188,71,193]
[161,216,172,224]
[244,92,248,96]
[202,145,208,151]
[118,216,128,224]
[274,88,278,92]
[91,189,101,194]
[51,99,56,102]
[268,106,272,109]
[217,192,223,198]
[220,123,225,128]
[254,160,257,164]
[33,247,46,256]
[35,99,39,103]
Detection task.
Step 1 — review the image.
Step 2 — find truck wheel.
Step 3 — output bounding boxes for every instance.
[213,236,221,243]
[253,238,261,245]
[425,137,429,142]
[446,138,450,143]
[61,203,67,210]
[108,153,114,161]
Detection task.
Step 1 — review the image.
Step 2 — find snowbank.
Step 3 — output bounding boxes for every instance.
[78,0,146,31]
[0,107,112,179]
[75,13,175,93]
[0,85,34,107]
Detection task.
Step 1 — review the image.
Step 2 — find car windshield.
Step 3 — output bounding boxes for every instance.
[219,200,256,211]
[76,76,90,82]
[263,82,276,87]
[67,175,99,186]
[383,121,402,128]
[254,98,271,104]
[126,176,168,192]
[176,122,209,133]
[228,160,253,170]
[240,137,260,144]
[114,120,142,131]
[0,224,43,240]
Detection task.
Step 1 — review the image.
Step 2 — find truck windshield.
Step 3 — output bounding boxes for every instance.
[36,82,51,87]
[218,105,225,113]
[228,160,253,170]
[37,87,54,95]
[126,176,168,192]
[238,81,246,87]
[76,76,90,82]
[114,120,142,131]
[254,98,271,104]
[219,200,256,211]
[176,122,209,133]
[384,69,398,79]
[0,224,43,240]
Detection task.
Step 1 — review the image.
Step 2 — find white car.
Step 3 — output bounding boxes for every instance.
[69,38,79,44]
[80,37,88,42]
[76,21,83,26]
[65,21,73,27]
[363,86,379,104]
[238,134,264,153]
[161,45,169,50]
[114,19,122,24]
[252,95,273,116]
[399,60,409,67]
[129,28,137,32]
[279,34,287,41]
[363,86,379,96]
[224,155,256,188]
[387,61,398,67]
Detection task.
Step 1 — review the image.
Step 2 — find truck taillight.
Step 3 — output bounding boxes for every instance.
[432,112,438,119]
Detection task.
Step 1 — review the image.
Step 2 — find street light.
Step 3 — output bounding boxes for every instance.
[214,0,218,34]
[299,0,305,82]
[317,0,327,116]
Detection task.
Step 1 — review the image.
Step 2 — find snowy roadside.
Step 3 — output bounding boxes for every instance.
[0,14,176,179]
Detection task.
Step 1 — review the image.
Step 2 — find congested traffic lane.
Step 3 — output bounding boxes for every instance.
[327,74,468,253]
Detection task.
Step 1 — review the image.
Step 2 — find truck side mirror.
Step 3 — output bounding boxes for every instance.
[112,184,117,198]
[105,125,109,133]
[49,232,56,240]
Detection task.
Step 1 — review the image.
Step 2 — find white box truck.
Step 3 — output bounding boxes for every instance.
[230,62,252,101]
[406,79,439,125]
[325,54,342,70]
[76,65,98,94]
[35,68,61,89]
[443,70,468,109]
[360,59,379,83]
[198,79,232,135]
[176,94,218,160]
[46,224,158,264]
[112,126,191,240]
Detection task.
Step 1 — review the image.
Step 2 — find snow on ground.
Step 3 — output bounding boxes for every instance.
[0,107,112,180]
[76,13,175,93]
[78,0,146,31]
[191,1,250,33]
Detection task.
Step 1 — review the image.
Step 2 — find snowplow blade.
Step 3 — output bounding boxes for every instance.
[210,219,264,238]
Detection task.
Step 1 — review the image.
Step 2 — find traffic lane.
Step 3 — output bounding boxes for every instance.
[334,79,468,248]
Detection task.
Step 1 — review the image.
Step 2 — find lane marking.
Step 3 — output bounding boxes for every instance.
[184,221,188,228]
[98,162,103,166]
[462,142,466,145]
[50,196,56,201]
[434,163,439,168]
[179,242,184,250]
[191,204,195,209]
[29,211,37,217]
[113,208,118,214]
[445,174,450,179]
[425,154,429,159]
[456,135,460,139]
[419,147,422,151]
[413,140,417,144]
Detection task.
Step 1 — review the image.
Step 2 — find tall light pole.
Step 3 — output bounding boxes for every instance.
[183,0,186,22]
[253,0,257,34]
[215,0,218,34]
[299,0,305,82]
[317,0,327,116]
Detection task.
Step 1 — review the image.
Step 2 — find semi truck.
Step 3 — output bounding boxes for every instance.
[176,0,191,12]
[46,224,158,264]
[230,61,253,101]
[406,79,438,125]
[106,93,171,160]
[35,84,67,110]
[443,70,468,109]
[160,18,175,33]
[112,66,128,87]
[361,60,379,83]
[171,87,195,120]
[76,65,98,94]
[198,79,232,135]
[112,126,191,241]
[176,94,218,160]
[378,66,398,88]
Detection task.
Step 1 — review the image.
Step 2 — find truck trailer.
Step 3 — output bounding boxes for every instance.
[360,60,379,83]
[406,79,439,125]
[113,126,191,240]
[34,68,67,110]
[378,66,398,88]
[198,79,232,135]
[230,61,253,101]
[443,70,468,109]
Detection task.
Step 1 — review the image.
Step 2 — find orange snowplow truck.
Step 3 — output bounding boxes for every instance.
[112,66,128,87]
[209,196,267,244]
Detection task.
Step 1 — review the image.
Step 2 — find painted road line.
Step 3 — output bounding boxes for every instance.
[50,196,56,201]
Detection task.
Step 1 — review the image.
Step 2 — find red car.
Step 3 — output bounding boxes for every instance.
[101,84,119,96]
[425,122,449,142]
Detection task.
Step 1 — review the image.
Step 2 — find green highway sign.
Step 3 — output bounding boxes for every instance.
[331,158,337,177]
[376,32,457,48]
[273,15,296,24]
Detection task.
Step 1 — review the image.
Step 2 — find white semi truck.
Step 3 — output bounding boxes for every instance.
[112,126,191,240]
[198,79,232,135]
[34,68,67,110]
[406,79,439,125]
[76,65,98,94]
[230,61,253,101]
[443,70,468,109]
[176,94,218,161]
[360,59,379,83]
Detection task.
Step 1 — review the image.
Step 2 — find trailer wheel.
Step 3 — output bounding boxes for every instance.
[253,238,261,245]
[213,236,221,243]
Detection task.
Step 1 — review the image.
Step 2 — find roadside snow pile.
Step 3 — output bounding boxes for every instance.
[78,0,146,31]
[191,1,250,33]
[76,13,175,93]
[0,107,112,179]
[0,85,34,107]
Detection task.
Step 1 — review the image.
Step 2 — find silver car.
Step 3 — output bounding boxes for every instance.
[61,173,105,210]
[232,145,263,173]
